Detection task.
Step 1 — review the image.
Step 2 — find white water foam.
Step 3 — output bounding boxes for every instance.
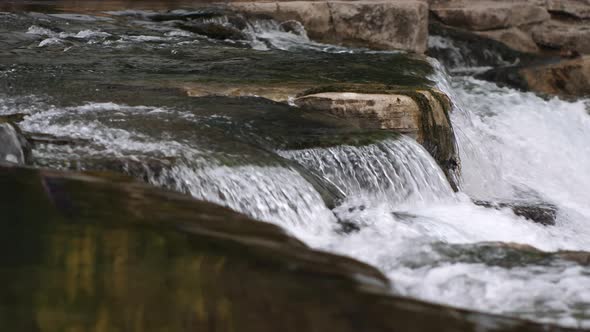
[152,164,336,241]
[279,137,454,205]
[13,100,336,239]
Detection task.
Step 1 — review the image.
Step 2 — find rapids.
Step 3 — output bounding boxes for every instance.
[1,8,590,329]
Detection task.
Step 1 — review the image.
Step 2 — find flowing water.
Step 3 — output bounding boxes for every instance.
[2,8,590,329]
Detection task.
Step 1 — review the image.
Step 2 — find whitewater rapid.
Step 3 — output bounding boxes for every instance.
[3,11,590,327]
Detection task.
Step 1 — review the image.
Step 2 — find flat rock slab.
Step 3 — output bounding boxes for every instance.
[547,0,590,19]
[531,20,590,54]
[229,1,429,52]
[432,1,550,30]
[521,56,590,97]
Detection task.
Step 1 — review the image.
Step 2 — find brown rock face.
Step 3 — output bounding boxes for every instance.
[520,56,590,97]
[229,1,429,52]
[328,1,429,52]
[547,0,590,19]
[531,20,590,54]
[294,90,460,190]
[431,2,550,31]
[476,27,540,53]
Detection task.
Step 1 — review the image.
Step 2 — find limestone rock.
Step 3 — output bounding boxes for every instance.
[427,22,535,70]
[229,1,429,52]
[547,0,590,19]
[431,2,550,31]
[520,56,590,97]
[328,1,429,52]
[294,90,460,190]
[531,20,590,54]
[476,27,540,54]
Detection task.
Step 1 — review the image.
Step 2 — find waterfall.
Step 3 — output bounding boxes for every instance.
[6,8,590,327]
[279,137,454,205]
[150,164,337,240]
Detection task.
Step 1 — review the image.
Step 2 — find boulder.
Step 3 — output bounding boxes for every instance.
[520,56,590,97]
[427,22,536,70]
[328,1,429,52]
[531,20,590,54]
[547,0,590,19]
[229,1,429,52]
[294,89,460,190]
[0,123,31,164]
[476,27,540,54]
[0,163,577,331]
[431,1,550,31]
[477,56,590,97]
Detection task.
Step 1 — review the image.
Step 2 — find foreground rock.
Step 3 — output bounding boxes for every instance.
[229,1,429,52]
[294,88,460,190]
[0,163,580,332]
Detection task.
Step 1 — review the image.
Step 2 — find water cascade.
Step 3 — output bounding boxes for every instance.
[2,8,590,329]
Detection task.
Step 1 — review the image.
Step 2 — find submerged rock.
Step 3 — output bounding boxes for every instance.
[176,21,247,40]
[0,163,579,332]
[438,241,590,267]
[474,200,558,226]
[294,88,460,191]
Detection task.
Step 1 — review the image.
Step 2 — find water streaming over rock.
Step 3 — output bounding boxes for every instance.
[279,137,453,204]
[2,9,590,329]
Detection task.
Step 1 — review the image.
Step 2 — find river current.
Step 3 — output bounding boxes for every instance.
[1,9,590,328]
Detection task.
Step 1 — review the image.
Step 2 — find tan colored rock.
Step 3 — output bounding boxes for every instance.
[229,1,429,52]
[531,20,590,54]
[520,56,590,97]
[295,92,422,134]
[431,2,550,31]
[547,0,590,19]
[476,27,540,53]
[294,90,460,190]
[328,1,429,52]
[181,82,309,102]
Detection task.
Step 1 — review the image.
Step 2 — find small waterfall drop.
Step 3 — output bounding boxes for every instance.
[150,164,337,240]
[279,137,454,205]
